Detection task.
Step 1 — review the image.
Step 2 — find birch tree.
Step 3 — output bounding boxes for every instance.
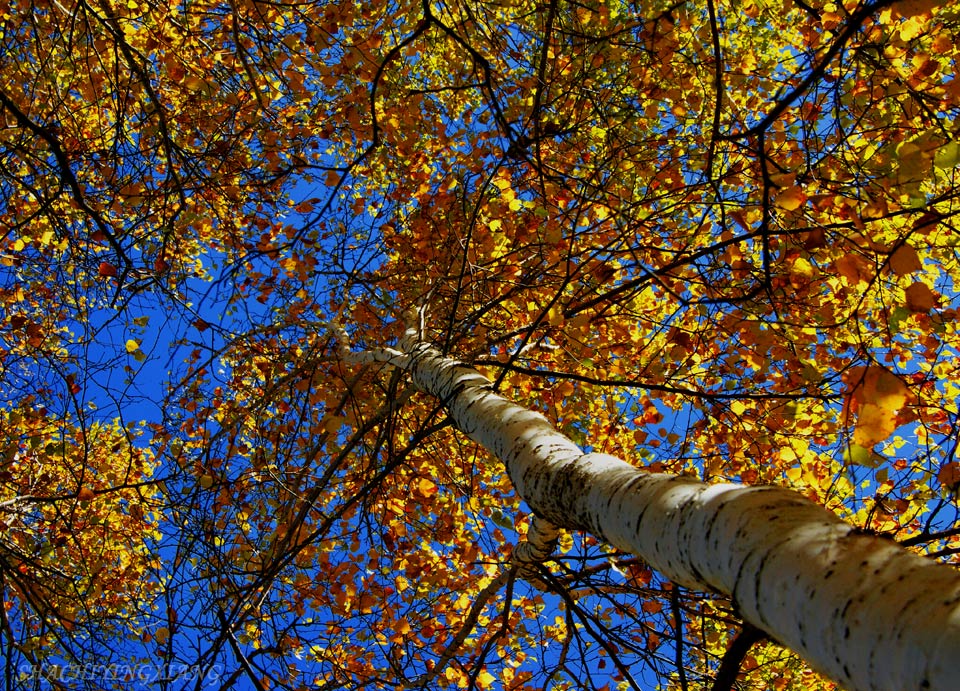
[341,321,960,691]
[1,0,960,689]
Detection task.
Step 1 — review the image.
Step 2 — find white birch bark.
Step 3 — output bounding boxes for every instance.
[345,334,960,691]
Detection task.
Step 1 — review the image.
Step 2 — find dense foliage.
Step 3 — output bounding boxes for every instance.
[0,0,958,688]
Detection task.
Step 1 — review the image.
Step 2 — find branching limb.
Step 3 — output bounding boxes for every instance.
[512,516,560,564]
[710,623,768,691]
[412,567,515,690]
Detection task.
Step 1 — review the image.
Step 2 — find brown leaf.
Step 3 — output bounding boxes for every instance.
[889,245,922,276]
[905,282,936,312]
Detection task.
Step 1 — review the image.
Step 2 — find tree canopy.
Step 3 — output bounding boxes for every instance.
[0,0,958,689]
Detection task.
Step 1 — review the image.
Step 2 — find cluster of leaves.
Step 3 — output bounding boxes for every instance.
[0,0,959,689]
[0,406,161,667]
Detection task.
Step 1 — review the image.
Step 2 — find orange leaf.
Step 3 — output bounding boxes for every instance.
[641,600,662,614]
[861,367,908,407]
[834,254,864,285]
[776,187,806,211]
[98,261,117,277]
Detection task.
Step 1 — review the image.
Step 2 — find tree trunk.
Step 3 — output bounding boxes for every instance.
[348,334,960,691]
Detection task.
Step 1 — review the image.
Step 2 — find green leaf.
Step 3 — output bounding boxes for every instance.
[842,443,875,467]
[489,508,513,530]
[889,306,910,332]
[934,141,960,169]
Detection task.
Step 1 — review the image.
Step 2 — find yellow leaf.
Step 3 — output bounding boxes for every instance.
[854,404,900,447]
[899,15,929,40]
[853,368,908,446]
[790,256,815,279]
[125,339,141,354]
[417,478,437,497]
[861,367,908,409]
[477,670,495,689]
[182,75,209,93]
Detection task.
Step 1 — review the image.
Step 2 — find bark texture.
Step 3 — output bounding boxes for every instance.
[350,335,960,691]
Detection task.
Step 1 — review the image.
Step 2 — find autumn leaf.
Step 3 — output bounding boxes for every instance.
[5,0,960,687]
[775,187,806,211]
[894,0,949,17]
[905,281,937,312]
[834,254,866,285]
[937,462,960,490]
[934,141,960,169]
[850,367,909,447]
[416,477,438,497]
[889,245,922,275]
[842,443,875,467]
[98,262,118,277]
